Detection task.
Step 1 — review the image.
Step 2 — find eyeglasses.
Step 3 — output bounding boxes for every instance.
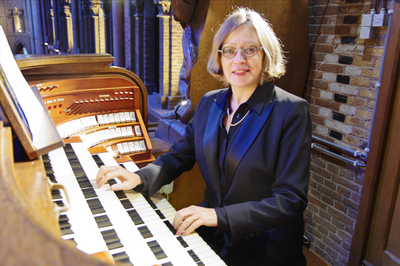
[218,46,263,58]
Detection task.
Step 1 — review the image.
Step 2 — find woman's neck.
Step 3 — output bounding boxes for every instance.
[230,85,257,112]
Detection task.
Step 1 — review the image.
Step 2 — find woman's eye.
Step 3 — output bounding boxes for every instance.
[244,47,257,54]
[223,48,235,54]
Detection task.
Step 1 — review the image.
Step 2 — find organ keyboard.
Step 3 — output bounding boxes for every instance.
[45,142,226,265]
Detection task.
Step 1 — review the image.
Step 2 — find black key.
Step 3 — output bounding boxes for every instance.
[92,155,104,167]
[53,200,65,207]
[156,209,165,219]
[94,215,112,228]
[138,226,153,239]
[47,173,57,183]
[188,250,201,263]
[112,251,132,264]
[77,179,92,189]
[147,240,167,260]
[162,263,174,266]
[87,198,105,214]
[145,196,157,209]
[176,236,188,248]
[60,227,74,236]
[164,220,176,234]
[82,187,97,199]
[51,190,62,200]
[101,229,123,250]
[127,209,144,225]
[108,179,117,186]
[114,190,127,200]
[120,199,134,209]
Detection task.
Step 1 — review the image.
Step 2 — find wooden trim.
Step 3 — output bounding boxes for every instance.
[349,3,400,265]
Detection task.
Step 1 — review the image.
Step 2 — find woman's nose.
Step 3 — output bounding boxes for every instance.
[233,49,246,63]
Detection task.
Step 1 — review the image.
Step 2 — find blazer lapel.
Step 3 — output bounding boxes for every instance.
[225,97,277,187]
[203,94,226,206]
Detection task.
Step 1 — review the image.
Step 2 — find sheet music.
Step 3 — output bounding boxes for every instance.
[0,26,49,145]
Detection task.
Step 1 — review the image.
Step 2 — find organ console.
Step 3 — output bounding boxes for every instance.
[0,52,226,265]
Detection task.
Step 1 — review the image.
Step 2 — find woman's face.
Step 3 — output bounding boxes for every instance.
[220,24,263,91]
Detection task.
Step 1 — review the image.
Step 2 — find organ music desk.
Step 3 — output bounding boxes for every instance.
[0,54,225,266]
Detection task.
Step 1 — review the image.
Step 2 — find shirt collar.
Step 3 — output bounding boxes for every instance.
[214,82,275,115]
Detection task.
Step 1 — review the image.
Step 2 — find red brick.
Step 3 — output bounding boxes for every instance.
[351,191,362,204]
[328,206,354,226]
[309,104,320,114]
[319,209,333,222]
[327,163,340,175]
[328,231,343,245]
[324,179,338,191]
[319,185,342,202]
[309,195,328,210]
[313,44,334,53]
[338,229,353,243]
[317,225,330,236]
[342,197,360,211]
[323,25,351,35]
[311,53,325,62]
[313,157,328,168]
[307,202,320,214]
[312,6,339,16]
[339,4,369,15]
[334,201,348,214]
[309,70,323,79]
[333,175,361,193]
[315,98,340,111]
[311,172,325,185]
[321,194,334,206]
[337,185,352,198]
[332,216,345,229]
[318,63,344,73]
[311,79,330,90]
[310,164,332,179]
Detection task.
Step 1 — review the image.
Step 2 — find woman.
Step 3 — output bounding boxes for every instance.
[97,7,311,266]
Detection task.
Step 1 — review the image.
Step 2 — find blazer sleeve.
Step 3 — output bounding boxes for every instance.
[134,95,211,196]
[220,99,311,244]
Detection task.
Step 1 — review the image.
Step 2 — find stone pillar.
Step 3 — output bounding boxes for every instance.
[112,0,124,66]
[131,0,144,79]
[154,0,183,110]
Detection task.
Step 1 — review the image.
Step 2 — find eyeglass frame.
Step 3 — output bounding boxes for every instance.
[218,46,263,58]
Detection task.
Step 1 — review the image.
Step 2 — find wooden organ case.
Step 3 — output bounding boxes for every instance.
[0,54,226,266]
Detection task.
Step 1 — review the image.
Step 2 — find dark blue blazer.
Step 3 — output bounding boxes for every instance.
[136,82,311,265]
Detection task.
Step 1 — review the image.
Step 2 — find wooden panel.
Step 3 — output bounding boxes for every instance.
[0,122,113,266]
[382,183,400,265]
[166,163,207,211]
[349,3,400,265]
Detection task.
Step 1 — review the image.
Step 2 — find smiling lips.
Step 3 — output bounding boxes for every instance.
[233,70,248,74]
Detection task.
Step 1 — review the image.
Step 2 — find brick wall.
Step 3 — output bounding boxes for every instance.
[170,19,183,97]
[304,0,389,265]
[158,15,183,99]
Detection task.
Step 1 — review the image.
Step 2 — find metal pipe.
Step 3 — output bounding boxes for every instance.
[312,135,366,160]
[311,143,367,167]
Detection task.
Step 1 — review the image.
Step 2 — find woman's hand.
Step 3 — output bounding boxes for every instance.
[173,205,218,236]
[96,165,143,191]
